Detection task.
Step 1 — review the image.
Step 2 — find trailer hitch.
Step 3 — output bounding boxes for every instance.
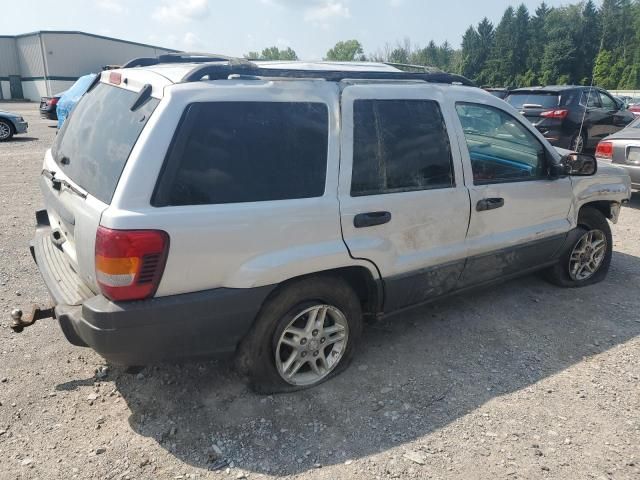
[10,306,56,333]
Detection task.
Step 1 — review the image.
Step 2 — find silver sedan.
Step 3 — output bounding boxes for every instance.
[596,117,640,189]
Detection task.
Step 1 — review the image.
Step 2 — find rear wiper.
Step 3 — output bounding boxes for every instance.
[41,169,87,199]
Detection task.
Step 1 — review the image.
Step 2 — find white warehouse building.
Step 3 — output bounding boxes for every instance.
[0,31,175,101]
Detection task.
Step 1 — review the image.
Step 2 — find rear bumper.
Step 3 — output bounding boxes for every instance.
[614,163,640,189]
[39,109,57,120]
[54,287,273,365]
[31,210,273,365]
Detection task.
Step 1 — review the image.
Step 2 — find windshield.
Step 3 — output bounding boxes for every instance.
[51,82,159,204]
[506,93,560,109]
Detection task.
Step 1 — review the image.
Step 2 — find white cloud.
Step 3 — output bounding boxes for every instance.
[152,0,210,23]
[182,32,202,50]
[96,0,127,14]
[304,1,350,22]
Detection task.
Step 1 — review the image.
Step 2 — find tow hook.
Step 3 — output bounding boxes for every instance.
[10,306,56,333]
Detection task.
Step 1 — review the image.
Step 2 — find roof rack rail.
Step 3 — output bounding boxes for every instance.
[181,62,475,86]
[383,62,442,74]
[122,52,253,69]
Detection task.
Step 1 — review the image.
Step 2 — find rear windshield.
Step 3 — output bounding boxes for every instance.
[51,82,159,204]
[506,93,560,109]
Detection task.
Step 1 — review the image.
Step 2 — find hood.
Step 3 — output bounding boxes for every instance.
[0,110,20,118]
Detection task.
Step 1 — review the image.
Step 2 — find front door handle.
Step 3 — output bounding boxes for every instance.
[476,197,504,212]
[354,211,392,228]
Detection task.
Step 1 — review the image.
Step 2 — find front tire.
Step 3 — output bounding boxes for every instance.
[544,207,612,287]
[0,120,14,141]
[235,276,363,393]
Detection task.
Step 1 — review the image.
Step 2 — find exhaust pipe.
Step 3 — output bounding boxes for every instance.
[10,306,55,333]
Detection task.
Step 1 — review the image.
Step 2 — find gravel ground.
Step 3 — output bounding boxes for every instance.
[0,102,639,480]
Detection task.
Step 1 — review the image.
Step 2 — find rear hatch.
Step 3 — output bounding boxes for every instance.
[506,91,562,125]
[40,78,160,295]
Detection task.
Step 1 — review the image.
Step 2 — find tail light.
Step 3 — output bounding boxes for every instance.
[540,109,569,119]
[595,141,613,160]
[95,227,169,301]
[48,97,59,106]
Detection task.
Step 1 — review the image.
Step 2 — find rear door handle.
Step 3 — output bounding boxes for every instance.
[476,198,504,212]
[354,211,392,228]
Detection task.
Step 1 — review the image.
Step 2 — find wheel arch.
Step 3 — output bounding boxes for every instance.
[578,201,616,223]
[262,265,382,320]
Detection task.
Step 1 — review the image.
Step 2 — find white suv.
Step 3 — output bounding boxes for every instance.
[24,56,631,392]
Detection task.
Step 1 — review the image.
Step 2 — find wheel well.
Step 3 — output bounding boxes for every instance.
[579,201,614,221]
[273,266,381,318]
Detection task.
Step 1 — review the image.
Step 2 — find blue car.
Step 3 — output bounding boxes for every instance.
[0,110,28,141]
[56,73,98,128]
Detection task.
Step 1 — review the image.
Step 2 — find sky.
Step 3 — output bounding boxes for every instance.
[3,0,593,60]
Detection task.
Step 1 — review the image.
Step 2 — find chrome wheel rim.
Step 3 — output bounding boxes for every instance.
[275,304,349,386]
[572,134,584,153]
[569,230,607,281]
[0,122,10,140]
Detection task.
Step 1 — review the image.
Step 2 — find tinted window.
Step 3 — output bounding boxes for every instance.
[580,90,601,108]
[157,102,328,206]
[506,93,559,109]
[351,99,453,196]
[599,92,617,110]
[52,83,159,204]
[456,103,547,184]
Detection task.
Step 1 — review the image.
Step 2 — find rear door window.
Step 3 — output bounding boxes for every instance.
[351,99,454,196]
[51,83,159,204]
[154,102,328,206]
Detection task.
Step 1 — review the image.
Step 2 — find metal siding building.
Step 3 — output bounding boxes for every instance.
[0,31,175,101]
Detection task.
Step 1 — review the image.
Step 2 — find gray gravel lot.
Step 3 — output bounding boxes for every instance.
[0,102,639,480]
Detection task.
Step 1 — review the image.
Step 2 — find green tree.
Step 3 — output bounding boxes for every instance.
[484,6,517,86]
[325,40,365,61]
[244,46,298,61]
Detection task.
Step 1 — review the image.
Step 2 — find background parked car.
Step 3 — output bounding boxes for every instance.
[627,98,640,117]
[0,110,28,141]
[484,87,510,99]
[39,93,65,120]
[505,86,636,152]
[595,117,640,190]
[56,73,98,128]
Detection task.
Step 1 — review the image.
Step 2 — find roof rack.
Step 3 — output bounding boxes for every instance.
[383,62,442,74]
[122,52,254,69]
[181,62,475,86]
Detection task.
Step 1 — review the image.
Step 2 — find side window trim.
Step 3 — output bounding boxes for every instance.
[455,101,551,186]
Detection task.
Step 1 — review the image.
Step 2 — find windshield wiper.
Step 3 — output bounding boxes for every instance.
[41,169,87,199]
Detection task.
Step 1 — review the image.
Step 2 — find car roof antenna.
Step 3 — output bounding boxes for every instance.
[577,32,607,151]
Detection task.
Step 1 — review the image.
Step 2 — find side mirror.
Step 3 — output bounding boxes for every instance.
[551,153,598,177]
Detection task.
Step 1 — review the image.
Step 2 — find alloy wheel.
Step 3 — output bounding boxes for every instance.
[568,229,607,281]
[275,304,349,386]
[0,122,11,140]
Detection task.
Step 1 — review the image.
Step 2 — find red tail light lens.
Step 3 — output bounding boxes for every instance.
[595,141,613,159]
[95,227,169,301]
[48,97,59,106]
[540,109,569,119]
[109,71,122,85]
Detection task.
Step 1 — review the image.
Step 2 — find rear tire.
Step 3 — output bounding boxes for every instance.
[570,131,586,153]
[0,120,14,141]
[235,275,363,394]
[544,207,612,287]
